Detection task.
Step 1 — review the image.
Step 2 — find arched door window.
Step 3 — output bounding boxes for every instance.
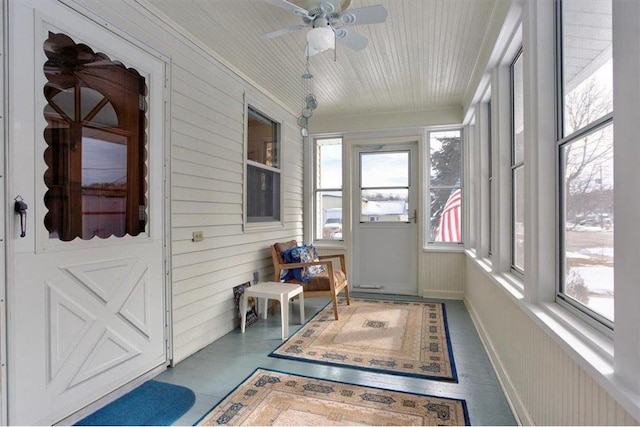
[43,32,148,241]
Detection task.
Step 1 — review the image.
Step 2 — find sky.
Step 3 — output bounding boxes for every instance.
[318,139,342,189]
[360,151,408,188]
[82,136,127,186]
[318,138,412,191]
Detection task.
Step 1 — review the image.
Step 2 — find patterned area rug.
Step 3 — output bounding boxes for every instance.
[270,298,457,381]
[197,368,469,426]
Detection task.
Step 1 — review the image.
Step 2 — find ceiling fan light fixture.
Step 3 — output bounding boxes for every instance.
[307,26,334,52]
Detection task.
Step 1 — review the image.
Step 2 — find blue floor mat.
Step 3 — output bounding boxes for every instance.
[75,380,196,426]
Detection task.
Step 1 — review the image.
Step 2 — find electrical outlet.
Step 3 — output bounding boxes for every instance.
[253,271,260,284]
[192,231,204,242]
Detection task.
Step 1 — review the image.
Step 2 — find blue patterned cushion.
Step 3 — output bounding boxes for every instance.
[280,245,326,282]
[304,245,326,276]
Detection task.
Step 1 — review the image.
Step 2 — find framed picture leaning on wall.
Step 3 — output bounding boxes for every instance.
[234,282,258,327]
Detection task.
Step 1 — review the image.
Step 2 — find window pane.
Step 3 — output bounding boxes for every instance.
[361,152,409,188]
[429,130,462,244]
[82,133,128,238]
[246,106,281,225]
[513,166,525,271]
[317,138,342,189]
[316,191,343,240]
[511,48,525,273]
[512,52,524,164]
[360,189,408,223]
[82,135,127,187]
[314,137,343,241]
[562,0,613,136]
[43,32,147,241]
[488,99,493,254]
[561,123,614,321]
[247,108,279,168]
[247,165,280,222]
[430,188,462,242]
[430,131,461,186]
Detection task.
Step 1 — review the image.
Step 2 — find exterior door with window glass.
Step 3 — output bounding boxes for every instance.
[352,142,418,295]
[7,1,167,424]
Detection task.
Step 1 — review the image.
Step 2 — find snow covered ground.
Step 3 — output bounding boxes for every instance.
[564,224,614,320]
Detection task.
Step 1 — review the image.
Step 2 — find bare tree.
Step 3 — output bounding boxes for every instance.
[563,73,614,308]
[563,78,613,225]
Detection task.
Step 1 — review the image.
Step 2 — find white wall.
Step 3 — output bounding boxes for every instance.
[420,251,465,299]
[461,0,640,423]
[465,256,637,425]
[72,0,304,363]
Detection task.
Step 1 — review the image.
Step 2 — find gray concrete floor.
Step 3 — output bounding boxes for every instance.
[155,293,517,426]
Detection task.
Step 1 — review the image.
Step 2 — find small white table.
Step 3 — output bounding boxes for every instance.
[240,282,305,340]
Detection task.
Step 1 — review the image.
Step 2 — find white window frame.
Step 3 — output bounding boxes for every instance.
[243,100,284,229]
[511,47,525,276]
[479,20,524,280]
[313,137,344,243]
[555,0,614,331]
[425,128,464,247]
[487,99,493,257]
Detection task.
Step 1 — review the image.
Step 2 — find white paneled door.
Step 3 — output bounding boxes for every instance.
[351,141,419,295]
[7,1,168,424]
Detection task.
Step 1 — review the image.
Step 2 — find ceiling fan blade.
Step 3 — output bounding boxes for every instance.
[338,4,388,26]
[335,28,368,51]
[262,24,309,39]
[263,0,311,19]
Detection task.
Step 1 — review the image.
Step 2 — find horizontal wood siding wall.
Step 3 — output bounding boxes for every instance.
[465,258,638,425]
[77,0,303,363]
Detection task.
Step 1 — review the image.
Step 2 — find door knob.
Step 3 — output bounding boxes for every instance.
[14,195,28,237]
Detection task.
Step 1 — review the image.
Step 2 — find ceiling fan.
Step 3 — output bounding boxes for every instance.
[261,0,388,57]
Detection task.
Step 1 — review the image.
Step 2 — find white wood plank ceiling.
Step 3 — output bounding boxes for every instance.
[142,0,512,121]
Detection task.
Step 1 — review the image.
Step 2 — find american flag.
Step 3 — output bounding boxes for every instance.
[436,188,462,242]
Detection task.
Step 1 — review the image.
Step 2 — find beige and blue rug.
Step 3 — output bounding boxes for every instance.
[196,368,469,426]
[270,298,458,382]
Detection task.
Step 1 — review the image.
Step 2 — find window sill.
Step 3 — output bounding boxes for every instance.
[469,252,524,300]
[243,222,284,233]
[423,244,466,253]
[466,251,640,421]
[537,302,613,364]
[312,240,347,250]
[524,303,640,419]
[468,252,612,365]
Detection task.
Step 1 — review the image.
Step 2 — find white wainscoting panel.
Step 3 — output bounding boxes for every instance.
[419,251,465,299]
[465,258,638,425]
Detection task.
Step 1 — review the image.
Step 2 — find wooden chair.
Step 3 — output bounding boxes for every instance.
[270,240,350,320]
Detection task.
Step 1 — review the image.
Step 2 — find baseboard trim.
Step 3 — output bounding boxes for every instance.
[421,289,464,300]
[464,298,533,426]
